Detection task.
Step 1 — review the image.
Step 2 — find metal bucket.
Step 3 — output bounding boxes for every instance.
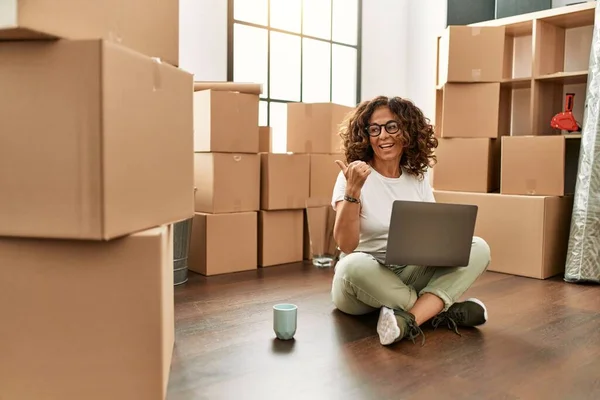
[173,218,193,286]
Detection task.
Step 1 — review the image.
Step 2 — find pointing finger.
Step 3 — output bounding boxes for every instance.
[335,160,348,173]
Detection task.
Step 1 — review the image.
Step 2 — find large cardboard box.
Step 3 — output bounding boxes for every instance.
[309,154,344,200]
[261,154,310,210]
[435,83,501,138]
[0,226,174,400]
[259,210,304,267]
[437,26,505,86]
[287,102,354,154]
[0,40,194,240]
[194,153,260,213]
[501,135,581,196]
[188,212,258,276]
[193,90,259,153]
[434,190,573,279]
[432,138,500,192]
[0,0,178,66]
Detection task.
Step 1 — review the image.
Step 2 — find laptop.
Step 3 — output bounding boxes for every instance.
[384,200,478,268]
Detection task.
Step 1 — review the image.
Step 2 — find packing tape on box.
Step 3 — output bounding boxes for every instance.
[471,27,481,36]
[151,57,162,91]
[471,69,482,81]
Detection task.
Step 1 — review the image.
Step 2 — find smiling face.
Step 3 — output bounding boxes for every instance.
[367,106,403,163]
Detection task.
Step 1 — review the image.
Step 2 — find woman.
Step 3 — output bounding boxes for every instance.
[331,96,491,346]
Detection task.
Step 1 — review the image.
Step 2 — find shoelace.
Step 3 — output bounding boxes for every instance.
[393,309,427,346]
[431,313,462,336]
[406,321,426,347]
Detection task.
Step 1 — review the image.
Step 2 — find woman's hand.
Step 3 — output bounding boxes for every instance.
[335,160,371,197]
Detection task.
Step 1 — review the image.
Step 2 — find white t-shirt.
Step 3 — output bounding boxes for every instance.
[331,166,435,260]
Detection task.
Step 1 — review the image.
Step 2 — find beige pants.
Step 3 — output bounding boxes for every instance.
[331,237,491,315]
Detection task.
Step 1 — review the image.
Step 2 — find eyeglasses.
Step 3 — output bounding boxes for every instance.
[365,120,401,137]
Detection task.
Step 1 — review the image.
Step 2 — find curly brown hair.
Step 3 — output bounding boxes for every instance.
[338,96,438,180]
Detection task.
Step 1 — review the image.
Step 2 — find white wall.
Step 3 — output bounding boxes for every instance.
[360,0,409,101]
[360,0,446,122]
[405,0,448,122]
[179,0,227,80]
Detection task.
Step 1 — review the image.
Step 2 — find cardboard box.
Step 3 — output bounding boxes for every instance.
[287,102,354,154]
[310,154,344,200]
[0,226,174,400]
[435,83,501,138]
[194,153,260,213]
[259,126,272,153]
[193,90,259,153]
[261,154,310,210]
[0,0,178,66]
[437,26,505,86]
[0,40,194,240]
[434,190,573,279]
[501,135,581,196]
[259,210,304,267]
[432,138,500,192]
[188,212,257,275]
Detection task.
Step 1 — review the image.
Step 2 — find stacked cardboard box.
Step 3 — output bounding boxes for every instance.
[188,88,261,276]
[256,116,307,267]
[0,3,191,399]
[286,102,354,261]
[258,149,308,267]
[432,25,575,279]
[187,98,353,273]
[433,26,505,194]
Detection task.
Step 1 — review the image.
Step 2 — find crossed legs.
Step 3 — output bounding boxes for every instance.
[331,237,491,344]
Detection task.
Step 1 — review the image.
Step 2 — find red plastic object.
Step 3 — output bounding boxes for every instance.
[551,93,581,132]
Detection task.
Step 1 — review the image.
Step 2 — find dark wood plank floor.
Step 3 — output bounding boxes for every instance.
[167,263,600,400]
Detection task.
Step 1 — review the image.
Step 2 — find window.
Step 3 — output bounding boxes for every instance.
[228,0,362,153]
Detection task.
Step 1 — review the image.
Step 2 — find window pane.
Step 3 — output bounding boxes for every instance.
[269,102,288,153]
[332,45,357,107]
[234,24,268,99]
[259,100,268,126]
[332,0,358,45]
[302,38,331,103]
[270,31,301,101]
[270,0,301,33]
[303,0,331,40]
[234,0,268,25]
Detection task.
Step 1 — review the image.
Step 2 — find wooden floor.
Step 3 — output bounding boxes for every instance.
[167,263,600,400]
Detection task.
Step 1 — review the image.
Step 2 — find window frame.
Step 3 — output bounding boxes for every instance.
[226,0,363,126]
